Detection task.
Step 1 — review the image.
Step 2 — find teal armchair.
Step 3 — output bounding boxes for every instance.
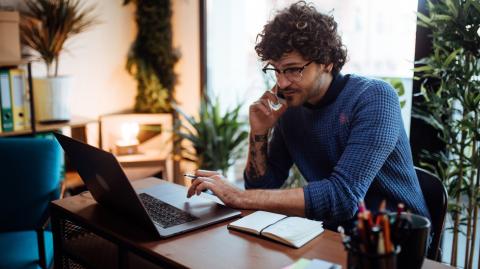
[0,138,62,269]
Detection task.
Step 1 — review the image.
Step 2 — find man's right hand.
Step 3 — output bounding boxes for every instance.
[249,86,288,135]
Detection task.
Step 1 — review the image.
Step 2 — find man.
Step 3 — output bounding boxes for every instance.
[187,1,429,230]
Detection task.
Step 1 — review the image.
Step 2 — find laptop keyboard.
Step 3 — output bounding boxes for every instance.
[138,193,198,228]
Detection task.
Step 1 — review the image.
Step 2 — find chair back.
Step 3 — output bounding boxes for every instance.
[0,138,62,231]
[415,167,448,261]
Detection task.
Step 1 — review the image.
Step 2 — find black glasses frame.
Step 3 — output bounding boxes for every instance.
[262,61,313,78]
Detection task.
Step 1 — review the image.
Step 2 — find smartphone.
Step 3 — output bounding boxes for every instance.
[276,91,285,100]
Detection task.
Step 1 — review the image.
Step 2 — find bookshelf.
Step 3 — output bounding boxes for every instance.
[0,116,98,137]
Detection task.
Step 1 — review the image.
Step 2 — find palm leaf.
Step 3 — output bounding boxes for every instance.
[20,0,98,76]
[174,96,248,173]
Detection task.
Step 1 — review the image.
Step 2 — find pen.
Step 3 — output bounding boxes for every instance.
[184,174,215,195]
[184,174,198,180]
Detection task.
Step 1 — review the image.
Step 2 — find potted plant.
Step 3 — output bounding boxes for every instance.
[174,96,249,179]
[414,0,480,267]
[20,0,97,122]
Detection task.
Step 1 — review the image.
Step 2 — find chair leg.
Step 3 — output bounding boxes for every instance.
[36,228,47,269]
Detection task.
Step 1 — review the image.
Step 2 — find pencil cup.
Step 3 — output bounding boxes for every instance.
[346,245,400,269]
[390,213,431,269]
[346,244,400,269]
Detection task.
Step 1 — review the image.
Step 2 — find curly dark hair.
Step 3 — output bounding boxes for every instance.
[255,1,347,74]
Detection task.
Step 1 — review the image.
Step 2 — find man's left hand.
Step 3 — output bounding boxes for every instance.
[186,170,245,209]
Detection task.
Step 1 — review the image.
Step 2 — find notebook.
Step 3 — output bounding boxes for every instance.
[282,258,342,269]
[227,211,324,248]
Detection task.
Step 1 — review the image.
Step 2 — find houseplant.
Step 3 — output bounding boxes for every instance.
[414,0,480,267]
[174,96,249,177]
[20,0,97,122]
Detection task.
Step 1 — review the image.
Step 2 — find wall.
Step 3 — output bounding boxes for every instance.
[58,0,137,119]
[2,0,201,151]
[171,0,201,181]
[1,0,138,119]
[172,0,200,117]
[8,0,202,121]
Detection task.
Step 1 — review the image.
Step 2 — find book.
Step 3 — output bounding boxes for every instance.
[227,211,324,248]
[0,69,13,132]
[282,258,342,269]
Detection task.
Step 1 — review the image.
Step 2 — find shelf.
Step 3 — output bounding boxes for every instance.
[0,116,97,137]
[0,59,30,68]
[116,150,169,181]
[0,129,33,137]
[36,116,97,133]
[116,149,168,165]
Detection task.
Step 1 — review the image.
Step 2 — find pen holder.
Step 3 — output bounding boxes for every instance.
[390,213,431,269]
[346,245,400,269]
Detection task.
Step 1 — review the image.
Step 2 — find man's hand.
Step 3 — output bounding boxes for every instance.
[249,86,288,135]
[186,170,306,216]
[186,170,245,209]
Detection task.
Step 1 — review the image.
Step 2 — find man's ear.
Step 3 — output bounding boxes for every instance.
[326,63,333,73]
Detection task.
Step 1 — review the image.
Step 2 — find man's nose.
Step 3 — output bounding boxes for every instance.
[276,73,292,89]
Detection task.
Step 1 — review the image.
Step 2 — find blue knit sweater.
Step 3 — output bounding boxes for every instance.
[244,74,430,229]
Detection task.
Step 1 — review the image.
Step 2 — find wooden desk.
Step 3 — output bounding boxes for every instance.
[50,178,453,269]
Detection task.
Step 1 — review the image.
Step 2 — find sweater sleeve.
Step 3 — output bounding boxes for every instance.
[244,123,293,189]
[304,81,401,222]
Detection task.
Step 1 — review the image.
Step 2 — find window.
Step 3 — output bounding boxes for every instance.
[205,0,418,132]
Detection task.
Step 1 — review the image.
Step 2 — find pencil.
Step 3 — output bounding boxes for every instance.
[383,214,393,253]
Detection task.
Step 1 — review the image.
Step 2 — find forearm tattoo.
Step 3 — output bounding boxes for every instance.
[246,134,268,180]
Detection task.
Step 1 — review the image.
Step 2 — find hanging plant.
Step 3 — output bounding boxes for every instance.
[123,0,179,113]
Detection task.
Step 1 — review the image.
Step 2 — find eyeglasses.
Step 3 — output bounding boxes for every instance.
[262,61,313,83]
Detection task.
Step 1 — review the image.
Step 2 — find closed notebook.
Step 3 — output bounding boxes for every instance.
[227,211,324,248]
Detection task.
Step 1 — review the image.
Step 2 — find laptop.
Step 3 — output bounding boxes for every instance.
[54,133,241,238]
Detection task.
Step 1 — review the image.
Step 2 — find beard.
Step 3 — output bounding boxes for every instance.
[278,87,304,107]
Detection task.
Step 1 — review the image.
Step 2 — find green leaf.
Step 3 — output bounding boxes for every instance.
[417,11,432,26]
[471,1,480,13]
[174,95,248,172]
[443,48,461,67]
[413,65,434,72]
[432,14,453,21]
[445,0,458,17]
